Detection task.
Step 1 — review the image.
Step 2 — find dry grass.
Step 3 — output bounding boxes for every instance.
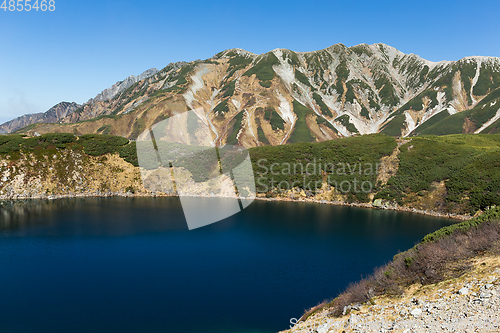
[317,213,500,318]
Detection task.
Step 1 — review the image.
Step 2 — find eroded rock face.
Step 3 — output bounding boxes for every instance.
[7,44,500,144]
[0,101,80,134]
[0,150,146,200]
[89,68,160,103]
[0,68,160,134]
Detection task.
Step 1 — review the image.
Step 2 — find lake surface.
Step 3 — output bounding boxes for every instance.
[0,197,454,333]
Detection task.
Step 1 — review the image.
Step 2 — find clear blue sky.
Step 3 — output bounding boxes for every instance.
[1,0,499,123]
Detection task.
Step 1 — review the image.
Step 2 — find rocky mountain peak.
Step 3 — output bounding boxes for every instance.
[89,68,159,104]
[4,43,500,143]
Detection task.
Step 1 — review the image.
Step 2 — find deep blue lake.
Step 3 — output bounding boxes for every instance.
[0,197,454,333]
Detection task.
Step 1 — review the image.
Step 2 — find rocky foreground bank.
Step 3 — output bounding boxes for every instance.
[279,207,500,333]
[282,255,500,333]
[255,196,471,221]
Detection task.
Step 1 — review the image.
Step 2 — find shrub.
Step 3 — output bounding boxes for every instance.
[319,206,500,318]
[242,52,279,86]
[118,141,138,166]
[250,133,396,202]
[335,114,359,133]
[287,100,315,143]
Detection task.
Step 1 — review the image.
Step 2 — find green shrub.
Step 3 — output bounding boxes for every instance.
[79,134,129,156]
[221,81,236,98]
[381,114,405,137]
[0,133,138,166]
[421,206,500,244]
[375,134,500,213]
[251,134,396,202]
[0,135,24,153]
[255,119,270,145]
[360,106,370,120]
[242,52,279,86]
[313,93,333,117]
[226,111,244,145]
[288,100,315,143]
[118,141,138,166]
[214,100,229,116]
[335,115,359,133]
[295,70,311,88]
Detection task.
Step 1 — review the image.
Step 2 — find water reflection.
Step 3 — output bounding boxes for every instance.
[0,199,70,229]
[0,197,189,236]
[0,197,456,333]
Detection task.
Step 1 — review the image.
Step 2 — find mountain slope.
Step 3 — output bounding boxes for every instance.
[0,101,80,134]
[7,43,500,145]
[0,68,160,134]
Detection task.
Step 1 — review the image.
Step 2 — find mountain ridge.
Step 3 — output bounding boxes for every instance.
[0,68,160,134]
[0,101,80,134]
[3,43,500,145]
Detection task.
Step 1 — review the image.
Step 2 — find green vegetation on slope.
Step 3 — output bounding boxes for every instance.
[398,90,438,112]
[418,94,500,136]
[410,110,450,135]
[321,206,500,318]
[473,63,500,96]
[251,134,396,202]
[375,134,500,214]
[460,61,477,105]
[287,100,315,143]
[0,133,138,166]
[381,114,406,137]
[221,81,236,98]
[258,106,285,132]
[224,52,253,80]
[335,114,359,133]
[312,93,333,117]
[242,52,280,87]
[316,116,338,133]
[255,118,270,145]
[295,70,312,88]
[360,106,370,120]
[334,62,349,99]
[226,111,244,145]
[4,131,500,218]
[213,100,230,117]
[378,80,400,106]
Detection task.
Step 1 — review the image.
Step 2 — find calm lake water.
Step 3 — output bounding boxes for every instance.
[0,197,454,333]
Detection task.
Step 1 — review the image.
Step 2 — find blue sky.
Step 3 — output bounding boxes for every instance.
[1,0,499,123]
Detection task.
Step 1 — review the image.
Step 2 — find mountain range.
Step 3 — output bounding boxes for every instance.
[2,43,500,146]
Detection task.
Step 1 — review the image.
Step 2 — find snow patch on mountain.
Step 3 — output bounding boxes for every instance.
[276,93,294,124]
[90,68,159,103]
[403,111,416,137]
[471,59,482,105]
[273,56,295,88]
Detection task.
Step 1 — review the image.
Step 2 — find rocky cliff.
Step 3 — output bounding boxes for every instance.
[0,149,146,200]
[0,68,160,134]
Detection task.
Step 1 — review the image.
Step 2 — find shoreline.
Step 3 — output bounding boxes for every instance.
[252,196,471,221]
[0,191,471,221]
